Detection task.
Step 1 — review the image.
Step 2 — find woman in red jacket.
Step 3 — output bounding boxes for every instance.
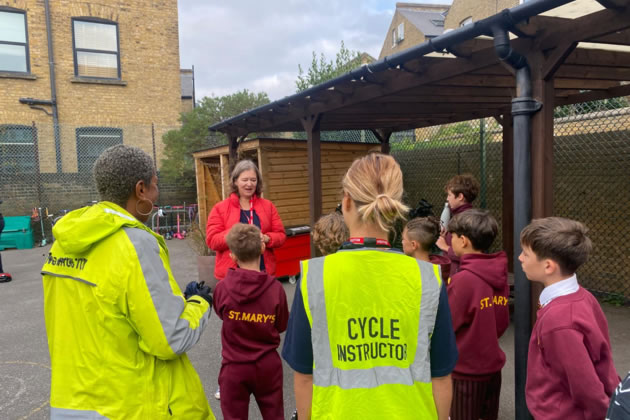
[206,160,286,282]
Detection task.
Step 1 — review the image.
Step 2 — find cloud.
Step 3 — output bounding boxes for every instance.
[178,0,429,101]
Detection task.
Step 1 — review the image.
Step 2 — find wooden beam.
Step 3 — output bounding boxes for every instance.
[564,46,630,68]
[301,114,323,255]
[588,30,630,46]
[541,42,577,80]
[438,74,620,90]
[554,64,630,81]
[537,7,630,48]
[555,84,630,106]
[333,102,507,115]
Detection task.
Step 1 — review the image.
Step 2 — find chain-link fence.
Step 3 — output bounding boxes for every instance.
[389,98,630,303]
[391,118,505,251]
[553,100,630,304]
[0,122,195,241]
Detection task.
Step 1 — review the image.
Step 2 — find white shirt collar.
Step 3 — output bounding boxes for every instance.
[539,274,579,307]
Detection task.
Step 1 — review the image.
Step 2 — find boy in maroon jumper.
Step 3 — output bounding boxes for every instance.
[436,174,479,276]
[213,223,289,420]
[446,209,509,420]
[520,217,619,420]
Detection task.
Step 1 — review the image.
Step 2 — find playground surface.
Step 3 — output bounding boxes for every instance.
[0,238,628,419]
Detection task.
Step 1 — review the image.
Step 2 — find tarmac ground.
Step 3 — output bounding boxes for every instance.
[0,237,628,419]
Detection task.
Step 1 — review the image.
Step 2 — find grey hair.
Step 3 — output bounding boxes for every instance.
[230,160,263,196]
[93,144,156,207]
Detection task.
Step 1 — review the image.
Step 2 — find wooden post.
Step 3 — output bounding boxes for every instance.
[500,114,514,273]
[371,129,393,154]
[301,114,322,256]
[227,133,238,170]
[529,52,557,323]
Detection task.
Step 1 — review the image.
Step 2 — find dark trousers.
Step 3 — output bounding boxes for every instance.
[451,371,502,420]
[219,350,284,420]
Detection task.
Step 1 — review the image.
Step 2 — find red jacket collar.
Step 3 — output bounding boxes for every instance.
[229,193,257,208]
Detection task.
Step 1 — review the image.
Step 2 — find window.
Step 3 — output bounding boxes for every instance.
[460,17,473,27]
[398,23,405,42]
[0,125,36,174]
[0,9,29,73]
[76,127,123,172]
[392,28,396,47]
[72,18,120,79]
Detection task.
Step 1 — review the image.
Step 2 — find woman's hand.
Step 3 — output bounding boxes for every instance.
[262,234,271,244]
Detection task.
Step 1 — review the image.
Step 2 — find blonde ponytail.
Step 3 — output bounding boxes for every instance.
[342,153,409,232]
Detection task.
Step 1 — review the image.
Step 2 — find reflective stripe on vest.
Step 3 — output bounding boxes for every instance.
[301,249,441,418]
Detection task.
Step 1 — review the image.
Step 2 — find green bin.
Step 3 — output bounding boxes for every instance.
[0,216,35,250]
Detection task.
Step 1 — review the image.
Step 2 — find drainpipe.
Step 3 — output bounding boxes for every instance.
[192,65,196,108]
[492,24,542,420]
[44,0,61,172]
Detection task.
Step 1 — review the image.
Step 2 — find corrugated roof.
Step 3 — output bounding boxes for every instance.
[398,9,446,37]
[180,69,194,98]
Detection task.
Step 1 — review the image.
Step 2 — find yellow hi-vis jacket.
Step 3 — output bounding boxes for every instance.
[41,202,214,420]
[301,249,442,419]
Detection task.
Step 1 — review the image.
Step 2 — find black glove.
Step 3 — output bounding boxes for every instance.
[196,281,213,307]
[183,281,200,299]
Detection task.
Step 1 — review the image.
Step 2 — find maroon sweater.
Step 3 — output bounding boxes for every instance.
[447,251,509,378]
[526,287,620,420]
[444,203,473,276]
[213,267,289,364]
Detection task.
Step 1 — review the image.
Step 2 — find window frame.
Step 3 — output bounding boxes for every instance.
[71,17,121,80]
[0,124,36,174]
[0,7,31,74]
[75,127,123,172]
[460,17,473,27]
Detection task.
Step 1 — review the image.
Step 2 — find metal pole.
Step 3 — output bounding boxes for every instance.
[44,0,61,173]
[492,25,542,420]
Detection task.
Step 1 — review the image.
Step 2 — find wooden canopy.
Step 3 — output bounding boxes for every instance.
[210,3,630,135]
[207,2,629,418]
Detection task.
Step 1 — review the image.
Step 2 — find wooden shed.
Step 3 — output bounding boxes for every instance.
[192,138,379,227]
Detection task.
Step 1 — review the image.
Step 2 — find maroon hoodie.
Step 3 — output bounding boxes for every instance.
[213,267,289,364]
[444,203,473,276]
[447,251,509,378]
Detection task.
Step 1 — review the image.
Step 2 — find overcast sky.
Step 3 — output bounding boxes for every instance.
[178,0,451,102]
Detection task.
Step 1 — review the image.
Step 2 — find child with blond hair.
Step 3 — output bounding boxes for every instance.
[312,212,349,255]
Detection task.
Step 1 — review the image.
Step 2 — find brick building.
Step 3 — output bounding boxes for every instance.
[0,0,194,215]
[378,3,449,60]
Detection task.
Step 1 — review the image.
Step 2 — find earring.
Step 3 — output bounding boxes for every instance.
[136,198,154,216]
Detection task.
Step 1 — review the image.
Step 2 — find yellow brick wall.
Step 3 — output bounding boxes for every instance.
[378,12,429,59]
[0,0,181,171]
[444,0,518,30]
[181,98,193,113]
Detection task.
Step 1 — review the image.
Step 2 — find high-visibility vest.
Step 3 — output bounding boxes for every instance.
[301,248,443,419]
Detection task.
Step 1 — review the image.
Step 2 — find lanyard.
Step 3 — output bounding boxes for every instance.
[344,237,391,249]
[242,199,254,225]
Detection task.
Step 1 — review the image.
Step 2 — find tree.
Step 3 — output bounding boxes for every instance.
[161,89,270,187]
[295,41,363,92]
